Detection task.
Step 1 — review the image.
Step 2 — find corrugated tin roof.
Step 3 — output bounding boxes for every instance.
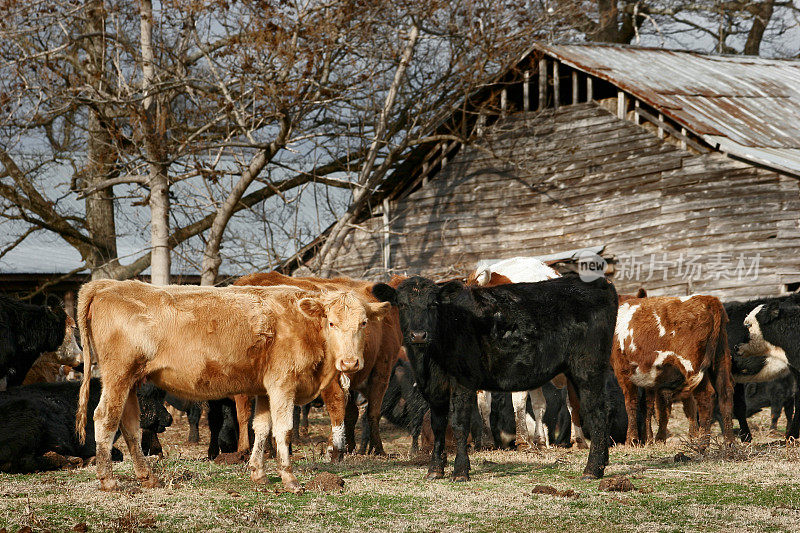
[534,43,800,177]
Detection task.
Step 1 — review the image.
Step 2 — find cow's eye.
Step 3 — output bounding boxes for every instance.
[329,322,335,328]
[361,320,368,327]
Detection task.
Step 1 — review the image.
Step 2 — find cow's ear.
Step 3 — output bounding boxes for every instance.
[367,301,392,321]
[438,280,465,304]
[372,283,397,305]
[297,297,325,319]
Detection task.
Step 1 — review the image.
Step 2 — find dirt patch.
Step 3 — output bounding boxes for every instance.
[213,451,250,465]
[598,476,635,492]
[674,452,691,463]
[306,472,345,493]
[531,485,577,498]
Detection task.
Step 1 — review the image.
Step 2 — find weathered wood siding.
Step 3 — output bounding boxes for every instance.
[328,102,800,300]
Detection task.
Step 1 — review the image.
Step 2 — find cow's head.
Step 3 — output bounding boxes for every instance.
[298,290,390,373]
[52,314,82,367]
[372,276,465,347]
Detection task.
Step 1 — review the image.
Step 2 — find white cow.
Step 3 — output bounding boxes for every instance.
[470,257,586,449]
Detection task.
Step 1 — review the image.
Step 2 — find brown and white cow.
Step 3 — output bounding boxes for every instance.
[75,279,390,492]
[233,272,403,459]
[612,294,735,446]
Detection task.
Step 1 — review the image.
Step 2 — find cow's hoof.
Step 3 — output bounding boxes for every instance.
[250,470,267,484]
[140,476,162,489]
[99,478,119,491]
[425,470,444,480]
[328,447,344,463]
[283,480,304,494]
[452,474,470,482]
[572,440,589,450]
[580,473,600,481]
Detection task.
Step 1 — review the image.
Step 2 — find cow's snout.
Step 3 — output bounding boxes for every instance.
[410,331,428,344]
[337,357,362,373]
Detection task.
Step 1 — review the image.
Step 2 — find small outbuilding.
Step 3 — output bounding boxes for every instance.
[289,42,800,300]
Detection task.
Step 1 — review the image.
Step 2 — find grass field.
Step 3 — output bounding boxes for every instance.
[2,406,800,532]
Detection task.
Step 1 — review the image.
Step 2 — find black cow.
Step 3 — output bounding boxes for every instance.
[165,393,203,443]
[373,275,618,480]
[0,294,75,389]
[0,379,171,472]
[735,295,800,439]
[744,374,795,431]
[725,295,799,441]
[207,398,241,460]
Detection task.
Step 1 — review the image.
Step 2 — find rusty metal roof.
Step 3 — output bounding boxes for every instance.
[533,43,800,177]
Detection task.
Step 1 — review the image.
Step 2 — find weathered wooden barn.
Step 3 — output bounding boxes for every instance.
[289,43,800,300]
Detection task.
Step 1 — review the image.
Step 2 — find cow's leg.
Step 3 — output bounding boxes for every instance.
[344,393,359,453]
[362,372,389,456]
[119,390,160,488]
[693,379,715,452]
[732,383,751,442]
[528,388,548,447]
[565,381,587,449]
[654,393,670,442]
[771,402,782,431]
[786,369,800,440]
[450,385,473,482]
[234,395,252,453]
[573,374,609,479]
[248,395,272,484]
[187,402,201,444]
[619,377,641,445]
[713,364,736,445]
[93,380,135,491]
[643,389,657,444]
[426,401,448,480]
[207,399,223,460]
[269,392,302,494]
[320,380,348,462]
[683,396,699,438]
[511,391,531,449]
[784,393,795,434]
[476,391,494,449]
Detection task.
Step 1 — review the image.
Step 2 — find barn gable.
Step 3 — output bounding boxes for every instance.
[290,43,800,300]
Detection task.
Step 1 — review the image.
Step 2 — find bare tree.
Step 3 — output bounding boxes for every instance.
[1,0,797,290]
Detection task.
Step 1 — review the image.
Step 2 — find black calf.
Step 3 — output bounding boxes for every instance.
[0,379,171,472]
[374,275,618,480]
[744,374,795,431]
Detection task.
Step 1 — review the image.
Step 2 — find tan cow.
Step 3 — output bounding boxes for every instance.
[612,295,735,447]
[75,280,390,492]
[234,272,403,459]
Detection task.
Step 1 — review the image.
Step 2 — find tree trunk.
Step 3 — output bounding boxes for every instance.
[140,0,170,285]
[84,0,119,281]
[148,165,171,285]
[744,1,774,55]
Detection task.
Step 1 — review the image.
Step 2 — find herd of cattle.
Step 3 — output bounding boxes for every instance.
[0,257,798,493]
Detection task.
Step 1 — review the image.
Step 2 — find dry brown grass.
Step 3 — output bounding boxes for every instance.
[2,404,800,532]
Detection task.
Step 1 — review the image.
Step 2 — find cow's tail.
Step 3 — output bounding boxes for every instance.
[708,301,734,439]
[75,282,97,444]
